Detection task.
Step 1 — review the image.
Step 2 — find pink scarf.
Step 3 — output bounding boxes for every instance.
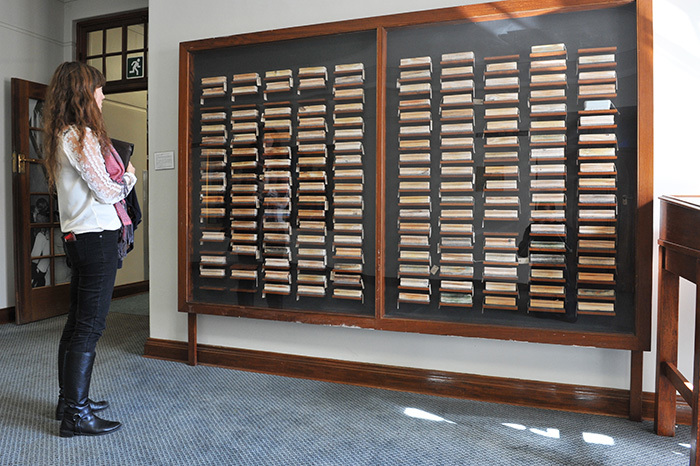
[104,145,132,227]
[104,145,133,263]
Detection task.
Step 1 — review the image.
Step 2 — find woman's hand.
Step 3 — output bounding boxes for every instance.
[126,162,136,175]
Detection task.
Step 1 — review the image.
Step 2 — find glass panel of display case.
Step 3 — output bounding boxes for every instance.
[383,3,637,334]
[189,30,377,317]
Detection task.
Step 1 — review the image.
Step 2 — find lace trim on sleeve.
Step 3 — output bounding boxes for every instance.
[62,127,136,204]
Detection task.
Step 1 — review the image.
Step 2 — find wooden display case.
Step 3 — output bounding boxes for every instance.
[178,0,652,359]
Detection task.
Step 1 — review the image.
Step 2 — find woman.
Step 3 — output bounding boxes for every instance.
[43,62,137,437]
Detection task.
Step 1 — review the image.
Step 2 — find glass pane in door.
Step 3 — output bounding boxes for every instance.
[52,228,64,255]
[88,57,103,73]
[30,194,51,224]
[30,227,51,288]
[52,230,71,285]
[105,27,122,54]
[29,99,43,128]
[54,255,71,285]
[87,30,103,56]
[29,99,44,161]
[51,193,60,224]
[127,24,144,50]
[29,129,43,159]
[29,161,49,193]
[106,55,122,82]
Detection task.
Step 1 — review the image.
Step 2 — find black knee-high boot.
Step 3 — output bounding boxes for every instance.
[59,351,121,438]
[56,343,109,420]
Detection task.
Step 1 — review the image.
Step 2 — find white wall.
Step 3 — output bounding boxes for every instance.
[0,0,66,309]
[648,0,700,391]
[147,0,700,393]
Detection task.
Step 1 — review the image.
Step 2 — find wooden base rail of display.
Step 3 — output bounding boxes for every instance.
[142,336,689,425]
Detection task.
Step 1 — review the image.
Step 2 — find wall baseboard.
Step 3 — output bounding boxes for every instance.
[112,280,149,299]
[143,337,691,425]
[0,306,15,325]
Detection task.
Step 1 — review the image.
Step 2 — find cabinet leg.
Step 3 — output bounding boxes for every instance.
[655,249,679,436]
[691,263,700,465]
[188,313,198,366]
[629,350,643,421]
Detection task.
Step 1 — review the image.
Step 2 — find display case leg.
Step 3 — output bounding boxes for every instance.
[188,313,198,366]
[629,350,643,421]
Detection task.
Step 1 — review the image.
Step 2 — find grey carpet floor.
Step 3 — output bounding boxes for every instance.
[109,292,149,315]
[0,300,691,465]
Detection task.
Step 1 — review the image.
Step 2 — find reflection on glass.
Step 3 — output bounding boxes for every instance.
[52,228,64,255]
[29,99,44,159]
[88,57,103,73]
[29,99,43,127]
[29,163,49,193]
[127,24,144,50]
[55,256,71,285]
[30,195,50,223]
[106,55,122,81]
[30,228,51,288]
[29,130,43,158]
[87,30,103,56]
[52,194,60,224]
[105,27,122,54]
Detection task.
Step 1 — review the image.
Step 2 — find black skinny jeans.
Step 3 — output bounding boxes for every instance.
[59,229,119,353]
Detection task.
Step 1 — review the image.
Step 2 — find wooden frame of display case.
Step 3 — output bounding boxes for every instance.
[178,0,652,417]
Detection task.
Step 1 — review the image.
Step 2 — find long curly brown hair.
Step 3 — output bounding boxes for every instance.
[42,61,110,190]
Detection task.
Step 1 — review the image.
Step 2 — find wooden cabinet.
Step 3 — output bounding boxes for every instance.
[178,0,653,353]
[655,195,700,464]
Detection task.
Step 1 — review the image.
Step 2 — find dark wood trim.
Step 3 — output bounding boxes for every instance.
[178,40,194,313]
[661,361,693,405]
[176,301,643,349]
[644,392,692,426]
[104,80,149,95]
[144,337,690,424]
[630,350,643,421]
[76,8,149,92]
[375,26,387,319]
[75,8,148,31]
[11,78,30,324]
[188,313,197,366]
[635,0,654,352]
[655,245,680,436]
[112,280,149,299]
[0,307,15,325]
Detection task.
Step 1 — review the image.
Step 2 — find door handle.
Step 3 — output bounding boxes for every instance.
[12,152,41,174]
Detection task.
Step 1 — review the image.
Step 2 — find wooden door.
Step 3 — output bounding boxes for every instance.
[11,78,70,324]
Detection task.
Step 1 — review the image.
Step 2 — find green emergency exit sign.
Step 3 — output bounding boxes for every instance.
[127,56,144,79]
